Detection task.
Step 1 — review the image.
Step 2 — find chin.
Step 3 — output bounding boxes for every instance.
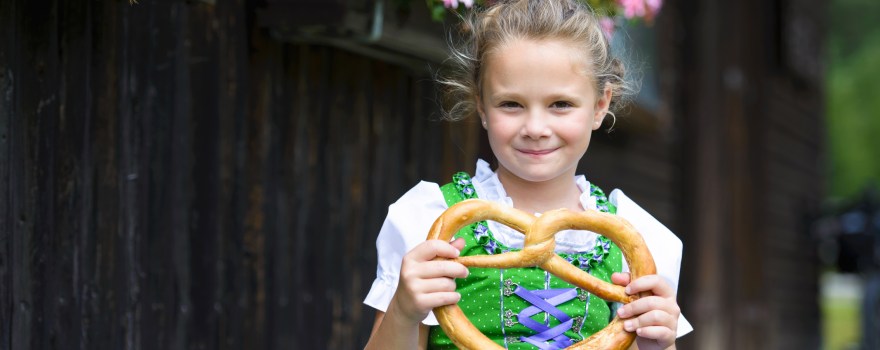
[510,169,562,183]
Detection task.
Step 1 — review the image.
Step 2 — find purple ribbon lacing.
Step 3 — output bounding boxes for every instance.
[514,286,578,349]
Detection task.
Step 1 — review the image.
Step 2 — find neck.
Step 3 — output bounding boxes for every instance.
[496,168,583,214]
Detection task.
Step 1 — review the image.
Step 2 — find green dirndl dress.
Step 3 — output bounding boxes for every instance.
[427,172,625,350]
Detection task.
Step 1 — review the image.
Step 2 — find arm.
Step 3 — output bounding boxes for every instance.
[364,238,468,350]
[366,311,430,350]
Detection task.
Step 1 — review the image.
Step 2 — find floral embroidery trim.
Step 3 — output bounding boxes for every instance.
[452,172,478,199]
[590,182,617,214]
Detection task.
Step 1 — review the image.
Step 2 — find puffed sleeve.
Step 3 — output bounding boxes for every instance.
[610,189,694,338]
[363,181,448,325]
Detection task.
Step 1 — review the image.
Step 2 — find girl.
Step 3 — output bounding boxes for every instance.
[364,1,692,349]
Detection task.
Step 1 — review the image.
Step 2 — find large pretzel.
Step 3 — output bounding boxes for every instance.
[426,199,656,350]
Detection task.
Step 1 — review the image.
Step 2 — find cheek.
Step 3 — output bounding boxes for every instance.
[557,120,594,146]
[486,118,519,139]
[558,115,593,132]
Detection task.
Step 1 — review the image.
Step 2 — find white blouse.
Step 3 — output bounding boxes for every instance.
[363,159,693,337]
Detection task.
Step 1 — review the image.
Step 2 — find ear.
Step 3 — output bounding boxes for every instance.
[476,95,488,130]
[592,86,613,131]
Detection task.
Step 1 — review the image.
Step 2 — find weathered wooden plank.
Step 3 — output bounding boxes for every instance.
[115,0,143,346]
[214,1,247,349]
[289,44,313,347]
[240,17,284,348]
[119,2,176,349]
[291,44,328,348]
[68,2,100,347]
[186,2,230,349]
[327,48,358,349]
[0,0,16,348]
[53,0,98,348]
[15,1,64,349]
[267,43,303,349]
[348,51,374,348]
[89,0,122,348]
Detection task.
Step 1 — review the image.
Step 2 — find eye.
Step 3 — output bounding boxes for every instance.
[550,101,574,109]
[498,101,522,109]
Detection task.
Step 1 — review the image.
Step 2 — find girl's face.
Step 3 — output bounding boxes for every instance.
[479,39,612,185]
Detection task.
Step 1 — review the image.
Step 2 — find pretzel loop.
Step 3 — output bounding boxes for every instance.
[426,199,656,350]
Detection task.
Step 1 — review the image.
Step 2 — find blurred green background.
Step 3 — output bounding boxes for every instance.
[826,0,880,199]
[823,0,880,349]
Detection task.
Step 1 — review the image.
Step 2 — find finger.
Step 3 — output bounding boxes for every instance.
[624,274,674,297]
[415,292,462,310]
[449,237,466,251]
[617,296,680,319]
[621,309,675,331]
[611,272,631,286]
[409,277,458,294]
[408,240,463,262]
[419,260,470,279]
[401,261,468,285]
[634,326,676,346]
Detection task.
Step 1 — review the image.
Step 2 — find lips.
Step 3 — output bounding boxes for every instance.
[518,148,558,156]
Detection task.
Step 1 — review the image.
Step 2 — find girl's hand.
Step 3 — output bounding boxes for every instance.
[611,272,680,350]
[388,238,469,324]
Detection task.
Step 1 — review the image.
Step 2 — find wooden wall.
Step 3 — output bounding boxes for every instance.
[0,0,481,348]
[674,0,825,348]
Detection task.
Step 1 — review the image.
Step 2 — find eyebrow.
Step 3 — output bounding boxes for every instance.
[488,92,584,103]
[545,93,583,102]
[487,92,521,102]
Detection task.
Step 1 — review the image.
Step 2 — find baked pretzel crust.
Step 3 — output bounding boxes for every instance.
[426,199,656,350]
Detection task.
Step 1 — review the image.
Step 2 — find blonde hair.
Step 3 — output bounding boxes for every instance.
[438,0,636,124]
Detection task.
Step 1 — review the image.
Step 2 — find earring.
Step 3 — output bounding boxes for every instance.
[605,111,617,131]
[482,120,487,127]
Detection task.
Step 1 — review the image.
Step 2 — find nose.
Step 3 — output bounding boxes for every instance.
[521,109,552,139]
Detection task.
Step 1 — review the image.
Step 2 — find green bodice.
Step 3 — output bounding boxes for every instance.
[427,172,623,349]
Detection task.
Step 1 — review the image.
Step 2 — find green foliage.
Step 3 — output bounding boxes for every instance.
[584,0,621,17]
[828,0,880,61]
[821,285,861,349]
[425,0,625,22]
[826,0,880,198]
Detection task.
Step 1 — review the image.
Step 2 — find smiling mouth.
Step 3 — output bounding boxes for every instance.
[518,148,558,156]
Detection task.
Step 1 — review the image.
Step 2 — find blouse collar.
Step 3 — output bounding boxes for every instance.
[470,159,600,252]
[472,159,599,212]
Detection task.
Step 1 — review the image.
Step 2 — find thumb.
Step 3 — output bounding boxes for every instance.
[611,272,631,287]
[450,237,466,252]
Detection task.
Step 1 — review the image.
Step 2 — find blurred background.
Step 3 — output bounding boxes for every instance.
[818,1,880,349]
[0,0,877,349]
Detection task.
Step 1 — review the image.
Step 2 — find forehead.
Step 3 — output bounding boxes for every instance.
[481,38,597,94]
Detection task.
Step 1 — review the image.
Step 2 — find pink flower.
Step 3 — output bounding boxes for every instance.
[600,17,616,41]
[645,0,662,13]
[442,0,459,8]
[618,0,646,19]
[443,0,474,9]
